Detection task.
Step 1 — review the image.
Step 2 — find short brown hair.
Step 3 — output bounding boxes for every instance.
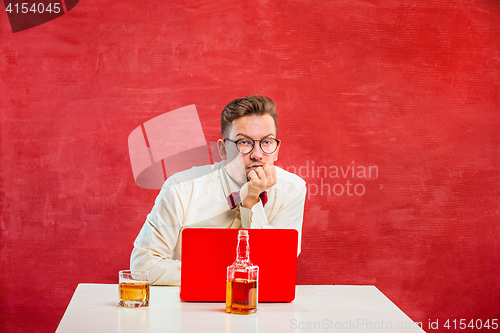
[221,95,278,138]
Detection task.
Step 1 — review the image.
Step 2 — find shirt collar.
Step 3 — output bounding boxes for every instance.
[220,163,242,199]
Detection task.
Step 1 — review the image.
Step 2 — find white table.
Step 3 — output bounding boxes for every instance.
[56,284,425,332]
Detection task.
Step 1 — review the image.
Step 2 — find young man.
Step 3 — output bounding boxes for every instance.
[130,95,306,285]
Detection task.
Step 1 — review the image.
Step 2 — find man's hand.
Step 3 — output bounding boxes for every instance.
[240,164,277,209]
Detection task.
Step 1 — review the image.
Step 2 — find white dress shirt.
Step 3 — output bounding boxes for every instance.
[130,161,306,285]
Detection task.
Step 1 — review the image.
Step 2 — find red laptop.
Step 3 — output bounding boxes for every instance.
[180,228,298,302]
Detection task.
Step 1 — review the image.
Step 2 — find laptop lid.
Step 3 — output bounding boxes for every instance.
[180,228,298,302]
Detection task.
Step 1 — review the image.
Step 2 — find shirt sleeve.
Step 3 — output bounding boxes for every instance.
[130,182,185,285]
[239,182,307,255]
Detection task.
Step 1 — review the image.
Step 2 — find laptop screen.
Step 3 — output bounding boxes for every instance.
[180,228,298,302]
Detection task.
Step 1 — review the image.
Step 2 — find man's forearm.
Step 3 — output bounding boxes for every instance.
[130,247,181,285]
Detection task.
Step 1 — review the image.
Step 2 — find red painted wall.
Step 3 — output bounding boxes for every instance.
[1,0,499,332]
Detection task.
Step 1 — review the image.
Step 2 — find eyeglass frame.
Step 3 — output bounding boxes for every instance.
[224,136,281,155]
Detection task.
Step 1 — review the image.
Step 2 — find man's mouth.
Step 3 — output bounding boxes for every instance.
[247,164,263,170]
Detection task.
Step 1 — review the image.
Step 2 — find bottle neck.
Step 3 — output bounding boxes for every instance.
[236,235,250,261]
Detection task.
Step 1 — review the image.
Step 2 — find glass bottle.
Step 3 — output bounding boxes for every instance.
[226,230,259,314]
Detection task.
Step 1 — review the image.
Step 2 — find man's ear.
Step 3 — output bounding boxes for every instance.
[274,142,280,162]
[217,139,227,161]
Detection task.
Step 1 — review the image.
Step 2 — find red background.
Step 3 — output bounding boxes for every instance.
[1,0,499,332]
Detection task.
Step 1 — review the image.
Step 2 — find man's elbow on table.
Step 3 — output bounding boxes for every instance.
[130,248,181,286]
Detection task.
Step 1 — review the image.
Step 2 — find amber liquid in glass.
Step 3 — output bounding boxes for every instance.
[226,278,258,314]
[119,281,150,307]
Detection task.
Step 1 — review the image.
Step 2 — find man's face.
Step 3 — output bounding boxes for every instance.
[220,114,280,180]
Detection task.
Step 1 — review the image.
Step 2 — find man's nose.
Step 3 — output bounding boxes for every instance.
[250,143,264,160]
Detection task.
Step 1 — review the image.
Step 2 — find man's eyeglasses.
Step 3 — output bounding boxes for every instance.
[224,137,281,155]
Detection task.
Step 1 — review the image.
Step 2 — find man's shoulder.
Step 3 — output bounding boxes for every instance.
[163,162,222,188]
[275,166,306,191]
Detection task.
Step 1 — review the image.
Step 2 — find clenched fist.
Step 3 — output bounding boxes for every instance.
[240,164,277,209]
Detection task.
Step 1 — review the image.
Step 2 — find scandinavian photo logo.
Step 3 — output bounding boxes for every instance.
[285,160,379,199]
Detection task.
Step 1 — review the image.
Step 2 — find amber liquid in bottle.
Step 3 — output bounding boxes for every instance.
[226,230,259,314]
[226,279,258,314]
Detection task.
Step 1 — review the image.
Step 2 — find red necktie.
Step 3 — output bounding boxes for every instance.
[227,192,240,209]
[259,191,268,207]
[227,191,267,209]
